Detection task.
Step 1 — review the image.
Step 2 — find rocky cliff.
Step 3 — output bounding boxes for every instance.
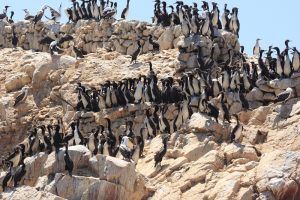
[0,19,300,200]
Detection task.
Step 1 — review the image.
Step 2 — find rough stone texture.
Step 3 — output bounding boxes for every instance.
[1,186,65,200]
[0,19,300,200]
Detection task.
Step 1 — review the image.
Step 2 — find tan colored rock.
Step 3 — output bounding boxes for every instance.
[5,72,31,92]
[43,145,90,175]
[158,27,174,50]
[1,186,65,200]
[208,172,242,200]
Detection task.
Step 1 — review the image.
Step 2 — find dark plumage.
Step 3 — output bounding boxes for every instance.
[13,162,26,187]
[149,35,160,52]
[64,144,74,176]
[154,135,169,167]
[130,41,141,64]
[2,166,12,192]
[72,46,84,59]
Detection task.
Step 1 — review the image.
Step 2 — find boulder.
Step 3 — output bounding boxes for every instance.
[5,72,31,92]
[43,145,90,175]
[224,143,260,163]
[45,173,99,200]
[246,87,264,101]
[187,113,231,140]
[158,27,174,50]
[255,150,300,200]
[1,186,65,200]
[88,155,149,200]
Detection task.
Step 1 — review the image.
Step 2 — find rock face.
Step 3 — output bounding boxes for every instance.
[1,19,300,200]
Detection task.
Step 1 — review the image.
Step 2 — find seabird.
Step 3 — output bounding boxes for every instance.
[221,3,230,30]
[230,114,243,143]
[45,4,62,22]
[11,26,18,49]
[4,146,22,168]
[64,143,74,176]
[53,125,63,153]
[23,9,34,21]
[33,5,48,26]
[13,162,26,187]
[7,11,14,24]
[229,7,240,37]
[119,135,135,161]
[0,6,10,20]
[2,164,12,192]
[72,45,84,59]
[121,0,130,19]
[283,48,292,77]
[130,41,142,64]
[13,85,29,107]
[274,87,295,104]
[149,34,160,52]
[253,38,261,56]
[154,135,169,167]
[220,92,231,123]
[87,126,100,155]
[292,47,300,72]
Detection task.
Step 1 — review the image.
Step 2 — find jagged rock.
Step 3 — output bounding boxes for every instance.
[246,87,264,101]
[187,113,231,140]
[182,140,218,162]
[158,27,174,50]
[88,155,149,200]
[45,173,99,200]
[1,186,65,200]
[224,143,260,163]
[43,145,90,175]
[23,153,48,186]
[255,150,300,200]
[207,172,242,200]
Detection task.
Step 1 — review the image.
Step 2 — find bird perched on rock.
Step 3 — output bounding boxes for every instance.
[33,5,47,26]
[149,34,160,52]
[64,143,74,176]
[23,9,34,21]
[0,6,10,20]
[13,85,29,107]
[154,135,169,168]
[274,87,295,104]
[121,0,130,19]
[130,41,142,64]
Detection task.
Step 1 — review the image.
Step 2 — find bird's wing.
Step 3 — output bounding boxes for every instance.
[39,36,55,45]
[14,91,26,106]
[58,35,74,45]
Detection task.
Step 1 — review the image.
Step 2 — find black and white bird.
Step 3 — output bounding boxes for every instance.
[149,34,160,52]
[274,87,295,103]
[72,45,84,59]
[13,162,26,187]
[154,135,169,167]
[119,136,135,161]
[0,6,10,20]
[121,0,130,19]
[2,164,12,192]
[230,114,243,143]
[13,85,29,107]
[253,38,261,56]
[131,41,141,64]
[64,143,74,176]
[33,5,48,25]
[23,9,34,21]
[45,4,62,22]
